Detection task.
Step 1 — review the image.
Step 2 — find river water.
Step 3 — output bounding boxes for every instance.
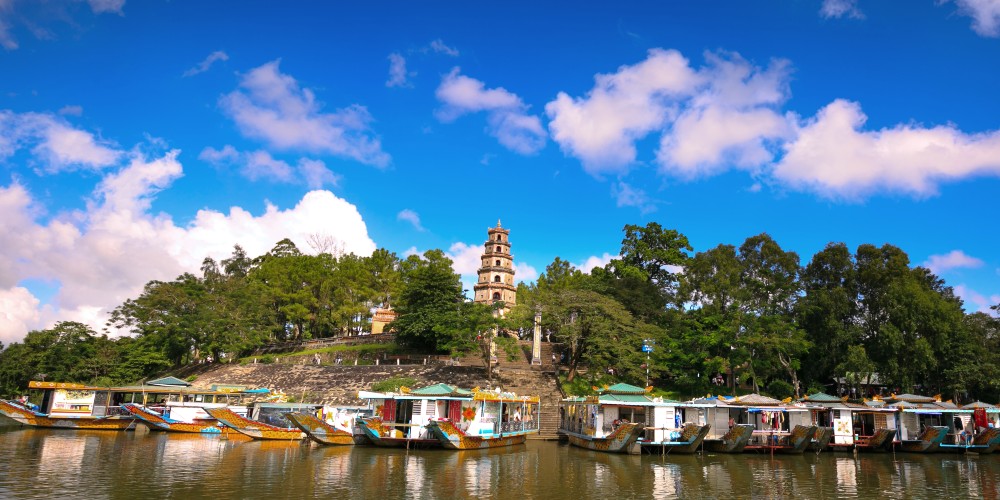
[0,427,997,499]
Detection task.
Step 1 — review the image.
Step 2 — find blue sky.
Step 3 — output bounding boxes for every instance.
[2,0,1000,344]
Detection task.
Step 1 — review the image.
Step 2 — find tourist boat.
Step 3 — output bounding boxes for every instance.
[121,403,230,434]
[0,377,242,431]
[285,409,365,446]
[425,387,540,450]
[721,394,816,454]
[801,393,897,452]
[559,384,709,454]
[356,384,476,448]
[678,397,754,453]
[204,406,306,440]
[886,393,960,453]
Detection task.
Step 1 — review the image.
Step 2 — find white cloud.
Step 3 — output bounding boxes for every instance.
[0,286,40,345]
[611,181,657,214]
[515,262,538,282]
[445,241,483,276]
[546,48,703,175]
[0,0,17,50]
[0,153,378,344]
[923,250,985,274]
[951,0,1000,37]
[397,209,425,231]
[820,0,864,19]
[0,110,121,172]
[58,105,83,116]
[183,50,229,77]
[429,39,459,57]
[954,284,1000,315]
[220,60,390,167]
[200,145,336,186]
[87,0,125,15]
[773,99,1000,199]
[297,158,340,189]
[576,253,617,274]
[386,52,411,88]
[436,68,546,154]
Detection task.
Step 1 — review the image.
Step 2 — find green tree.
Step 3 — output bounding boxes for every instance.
[391,249,466,351]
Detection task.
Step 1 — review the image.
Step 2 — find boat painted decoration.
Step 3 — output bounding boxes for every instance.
[0,398,135,431]
[898,425,948,453]
[643,423,712,454]
[704,424,755,453]
[204,407,304,440]
[285,412,355,446]
[121,403,228,434]
[355,384,477,448]
[425,388,540,450]
[808,427,834,452]
[564,422,645,453]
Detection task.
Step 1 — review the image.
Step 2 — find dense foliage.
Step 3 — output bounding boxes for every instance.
[2,224,999,403]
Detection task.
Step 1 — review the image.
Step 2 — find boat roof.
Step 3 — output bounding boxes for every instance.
[885,393,937,403]
[801,392,841,403]
[731,394,783,406]
[406,383,472,397]
[962,401,997,410]
[145,376,191,387]
[599,383,649,395]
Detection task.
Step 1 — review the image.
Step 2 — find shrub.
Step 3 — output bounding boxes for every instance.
[260,355,276,364]
[766,379,794,400]
[185,375,198,382]
[371,377,417,393]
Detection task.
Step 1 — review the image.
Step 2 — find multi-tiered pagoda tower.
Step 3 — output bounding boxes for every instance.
[473,220,516,315]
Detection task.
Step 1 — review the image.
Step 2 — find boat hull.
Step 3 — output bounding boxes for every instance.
[285,412,354,446]
[563,422,644,454]
[807,426,833,452]
[204,407,304,440]
[745,425,817,455]
[0,400,134,431]
[641,424,711,455]
[121,403,227,434]
[356,417,439,448]
[425,419,535,450]
[898,426,948,453]
[703,424,754,453]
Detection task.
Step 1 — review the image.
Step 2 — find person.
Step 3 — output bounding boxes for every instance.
[513,408,521,422]
[728,416,735,429]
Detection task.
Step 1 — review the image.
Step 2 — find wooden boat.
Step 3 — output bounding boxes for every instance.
[808,426,833,452]
[204,407,304,440]
[938,427,1000,454]
[563,422,645,453]
[745,424,817,455]
[898,425,948,453]
[0,398,135,431]
[561,384,661,454]
[641,423,712,455]
[120,403,231,434]
[704,424,755,453]
[355,384,478,448]
[284,412,354,446]
[424,388,540,450]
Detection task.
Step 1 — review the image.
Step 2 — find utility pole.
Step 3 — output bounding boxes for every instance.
[642,339,655,387]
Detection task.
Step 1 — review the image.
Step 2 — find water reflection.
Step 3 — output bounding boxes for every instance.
[1,428,999,499]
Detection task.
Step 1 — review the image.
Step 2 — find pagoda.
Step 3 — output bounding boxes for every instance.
[473,220,516,315]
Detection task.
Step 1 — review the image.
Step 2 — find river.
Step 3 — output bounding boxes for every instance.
[0,427,997,499]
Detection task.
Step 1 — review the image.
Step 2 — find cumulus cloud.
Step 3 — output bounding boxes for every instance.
[515,262,538,282]
[820,0,864,19]
[546,49,703,175]
[951,0,1000,37]
[220,60,390,167]
[0,110,121,172]
[183,50,229,77]
[772,99,1000,199]
[0,0,17,50]
[58,105,83,116]
[611,181,657,214]
[954,284,1000,315]
[576,253,617,274]
[429,39,459,57]
[923,250,985,274]
[87,0,125,15]
[0,153,377,344]
[397,209,425,231]
[386,52,411,88]
[199,145,337,187]
[436,68,546,154]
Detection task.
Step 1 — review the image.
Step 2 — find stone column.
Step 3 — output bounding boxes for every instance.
[531,311,542,365]
[490,326,498,363]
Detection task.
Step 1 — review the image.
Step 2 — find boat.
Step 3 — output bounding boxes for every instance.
[679,397,754,453]
[284,412,355,446]
[0,377,237,431]
[887,393,960,453]
[204,406,305,440]
[723,394,816,454]
[424,387,540,450]
[355,384,474,448]
[121,403,230,434]
[898,425,948,453]
[801,393,898,452]
[807,426,834,452]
